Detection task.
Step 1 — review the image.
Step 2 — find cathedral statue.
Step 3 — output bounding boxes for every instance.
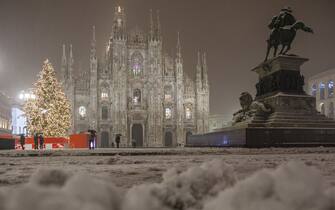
[265,7,314,61]
[59,6,210,148]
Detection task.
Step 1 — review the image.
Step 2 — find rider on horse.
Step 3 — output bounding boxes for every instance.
[271,7,296,29]
[265,7,313,61]
[268,7,296,41]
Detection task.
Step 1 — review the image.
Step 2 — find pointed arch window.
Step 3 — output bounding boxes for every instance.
[101,92,109,100]
[133,89,141,104]
[320,83,325,100]
[311,84,317,97]
[78,106,87,119]
[101,106,109,120]
[185,106,192,120]
[328,81,334,98]
[164,86,173,102]
[165,107,172,119]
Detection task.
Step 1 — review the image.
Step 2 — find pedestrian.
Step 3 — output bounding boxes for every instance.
[115,134,121,148]
[33,133,39,150]
[92,132,96,149]
[19,134,25,150]
[88,133,92,150]
[39,134,44,149]
[88,133,93,150]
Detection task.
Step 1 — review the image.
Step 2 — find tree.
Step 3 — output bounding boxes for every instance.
[24,59,71,137]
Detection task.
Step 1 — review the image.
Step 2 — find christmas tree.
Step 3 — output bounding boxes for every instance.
[24,59,71,137]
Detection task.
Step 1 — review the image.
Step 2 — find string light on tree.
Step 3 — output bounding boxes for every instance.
[24,59,71,137]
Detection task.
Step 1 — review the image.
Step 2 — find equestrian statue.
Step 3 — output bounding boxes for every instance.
[265,7,313,61]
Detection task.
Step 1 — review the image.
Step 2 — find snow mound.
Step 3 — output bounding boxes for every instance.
[204,161,335,210]
[30,168,71,187]
[106,156,146,165]
[1,161,335,210]
[4,168,123,210]
[123,159,236,210]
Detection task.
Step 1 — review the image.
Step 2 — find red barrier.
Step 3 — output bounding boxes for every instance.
[69,134,89,149]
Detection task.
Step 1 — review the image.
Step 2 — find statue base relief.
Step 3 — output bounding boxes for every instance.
[187,56,335,147]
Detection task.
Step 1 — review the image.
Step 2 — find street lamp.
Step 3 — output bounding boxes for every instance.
[18,90,36,102]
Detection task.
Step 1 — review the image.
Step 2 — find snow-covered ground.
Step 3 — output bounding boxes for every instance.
[0,147,335,210]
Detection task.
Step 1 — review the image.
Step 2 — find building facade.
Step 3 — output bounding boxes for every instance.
[0,92,11,135]
[60,6,210,147]
[308,68,335,119]
[11,90,34,135]
[11,106,27,135]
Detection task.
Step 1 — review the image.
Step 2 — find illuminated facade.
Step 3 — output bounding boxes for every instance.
[0,92,11,135]
[60,6,210,147]
[308,68,335,119]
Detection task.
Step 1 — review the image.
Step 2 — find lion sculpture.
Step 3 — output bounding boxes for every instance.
[233,92,272,124]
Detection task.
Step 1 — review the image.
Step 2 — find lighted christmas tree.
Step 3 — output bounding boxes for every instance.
[24,59,71,137]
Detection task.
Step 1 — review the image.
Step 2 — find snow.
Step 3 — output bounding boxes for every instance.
[123,159,236,210]
[0,147,335,210]
[204,162,334,210]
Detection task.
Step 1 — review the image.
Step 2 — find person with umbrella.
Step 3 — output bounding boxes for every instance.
[87,130,97,150]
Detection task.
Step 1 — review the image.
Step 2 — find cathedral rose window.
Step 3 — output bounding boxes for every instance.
[131,52,143,76]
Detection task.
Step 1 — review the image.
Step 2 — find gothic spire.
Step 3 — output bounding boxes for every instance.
[176,32,182,62]
[93,25,96,41]
[90,26,97,60]
[68,44,74,80]
[69,44,73,60]
[196,51,202,89]
[61,44,67,83]
[197,51,202,69]
[156,10,161,40]
[149,9,154,40]
[202,52,209,89]
[112,6,126,40]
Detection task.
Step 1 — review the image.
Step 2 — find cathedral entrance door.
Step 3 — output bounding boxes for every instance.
[132,124,143,147]
[186,131,193,145]
[101,131,109,148]
[164,132,173,147]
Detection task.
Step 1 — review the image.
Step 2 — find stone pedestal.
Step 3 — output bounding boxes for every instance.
[187,56,335,147]
[252,56,307,98]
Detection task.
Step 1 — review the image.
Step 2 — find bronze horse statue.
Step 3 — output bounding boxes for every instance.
[265,21,313,61]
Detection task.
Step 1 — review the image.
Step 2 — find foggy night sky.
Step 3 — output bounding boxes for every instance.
[0,0,334,117]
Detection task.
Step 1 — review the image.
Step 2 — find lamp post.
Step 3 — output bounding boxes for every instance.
[18,90,36,102]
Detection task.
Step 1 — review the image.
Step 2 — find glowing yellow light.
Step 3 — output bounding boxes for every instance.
[118,6,121,13]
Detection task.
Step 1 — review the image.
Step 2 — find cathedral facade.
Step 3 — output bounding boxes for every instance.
[60,6,209,147]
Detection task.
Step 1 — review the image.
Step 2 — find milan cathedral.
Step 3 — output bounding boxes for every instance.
[60,6,210,147]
